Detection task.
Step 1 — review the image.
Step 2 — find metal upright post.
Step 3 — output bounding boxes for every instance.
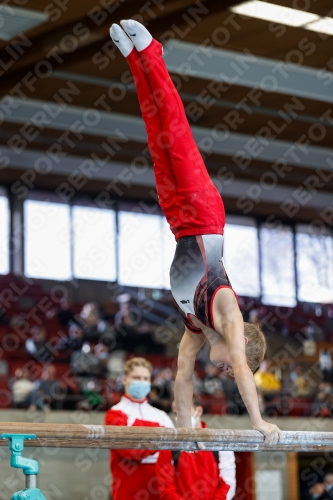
[0,433,47,500]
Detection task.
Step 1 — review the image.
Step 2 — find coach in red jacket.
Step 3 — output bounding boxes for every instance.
[156,396,236,500]
[105,357,174,500]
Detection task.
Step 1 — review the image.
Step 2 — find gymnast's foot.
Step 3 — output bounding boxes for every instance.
[120,19,153,52]
[110,23,134,57]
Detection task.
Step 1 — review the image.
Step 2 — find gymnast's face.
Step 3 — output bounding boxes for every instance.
[218,352,234,378]
[210,336,249,378]
[210,349,234,378]
[219,362,234,378]
[123,366,151,398]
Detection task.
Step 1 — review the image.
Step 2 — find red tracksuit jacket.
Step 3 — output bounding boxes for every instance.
[156,423,236,500]
[105,395,174,500]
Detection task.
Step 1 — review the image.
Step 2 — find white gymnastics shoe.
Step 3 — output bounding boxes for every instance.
[110,23,134,57]
[120,19,153,52]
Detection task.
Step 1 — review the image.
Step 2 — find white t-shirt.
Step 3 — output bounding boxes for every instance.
[12,379,34,402]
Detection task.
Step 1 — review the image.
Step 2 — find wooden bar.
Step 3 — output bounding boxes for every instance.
[0,423,333,452]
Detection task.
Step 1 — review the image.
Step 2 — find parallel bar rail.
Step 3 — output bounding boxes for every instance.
[0,423,332,452]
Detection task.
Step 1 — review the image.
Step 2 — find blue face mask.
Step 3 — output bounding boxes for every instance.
[128,381,151,400]
[312,495,320,500]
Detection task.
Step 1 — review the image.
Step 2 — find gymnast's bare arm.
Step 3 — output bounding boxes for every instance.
[213,288,281,445]
[174,328,206,428]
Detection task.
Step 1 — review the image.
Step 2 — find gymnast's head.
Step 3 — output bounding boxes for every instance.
[243,322,267,373]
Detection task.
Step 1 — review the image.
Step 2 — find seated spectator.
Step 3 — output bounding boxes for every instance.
[95,342,110,361]
[26,325,54,362]
[319,349,333,383]
[70,343,108,378]
[149,368,175,413]
[319,382,333,396]
[219,372,236,402]
[290,365,311,398]
[56,299,79,328]
[107,350,126,380]
[309,482,325,500]
[202,364,224,396]
[254,361,281,395]
[322,472,333,499]
[248,308,262,329]
[56,324,84,352]
[290,364,307,385]
[11,368,34,408]
[149,386,171,412]
[114,296,165,354]
[28,365,63,411]
[77,380,104,411]
[114,296,137,328]
[289,364,300,384]
[0,307,11,325]
[153,368,174,398]
[311,386,333,418]
[254,361,281,416]
[148,368,175,413]
[80,301,100,323]
[94,343,110,377]
[79,302,114,345]
[0,359,8,376]
[103,296,118,323]
[0,308,23,327]
[156,395,236,500]
[311,390,327,416]
[47,298,79,328]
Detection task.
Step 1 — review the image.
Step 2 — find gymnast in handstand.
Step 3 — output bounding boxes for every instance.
[110,20,281,444]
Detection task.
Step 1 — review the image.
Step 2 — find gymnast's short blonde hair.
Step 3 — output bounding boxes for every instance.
[244,323,267,373]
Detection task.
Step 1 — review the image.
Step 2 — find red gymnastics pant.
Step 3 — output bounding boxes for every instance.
[126,39,225,241]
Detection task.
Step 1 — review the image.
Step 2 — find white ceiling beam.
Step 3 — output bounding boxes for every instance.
[163,39,333,104]
[52,69,333,127]
[1,146,331,211]
[2,98,333,171]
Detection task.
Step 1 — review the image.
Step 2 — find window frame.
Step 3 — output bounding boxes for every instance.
[295,223,333,304]
[259,223,297,307]
[71,203,117,282]
[8,187,333,306]
[224,215,261,298]
[23,198,72,281]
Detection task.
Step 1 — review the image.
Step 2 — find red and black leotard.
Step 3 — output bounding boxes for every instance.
[170,234,237,334]
[125,38,237,333]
